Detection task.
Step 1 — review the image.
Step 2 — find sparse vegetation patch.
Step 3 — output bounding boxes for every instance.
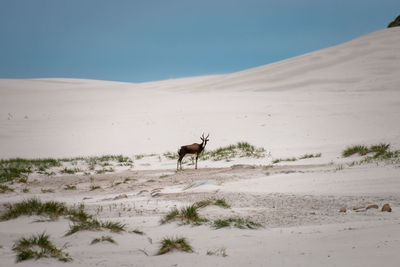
[343,143,400,165]
[12,232,72,262]
[0,158,60,183]
[66,219,126,236]
[157,237,193,255]
[161,205,207,225]
[194,198,230,209]
[213,217,261,229]
[164,142,267,161]
[0,198,92,223]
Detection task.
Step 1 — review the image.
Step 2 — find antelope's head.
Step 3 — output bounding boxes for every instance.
[200,133,210,148]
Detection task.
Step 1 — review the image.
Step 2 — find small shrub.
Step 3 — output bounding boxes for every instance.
[157,237,193,255]
[12,232,71,262]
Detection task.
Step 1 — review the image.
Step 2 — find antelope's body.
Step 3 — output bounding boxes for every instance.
[177,134,209,170]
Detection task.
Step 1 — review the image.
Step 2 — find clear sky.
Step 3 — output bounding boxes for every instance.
[0,0,398,83]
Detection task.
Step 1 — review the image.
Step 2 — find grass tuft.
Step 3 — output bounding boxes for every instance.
[213,217,261,229]
[160,208,179,224]
[342,145,370,157]
[90,236,116,245]
[0,158,60,183]
[157,237,193,255]
[1,198,68,221]
[0,184,14,193]
[12,232,72,262]
[66,219,126,236]
[65,219,102,236]
[194,198,230,209]
[343,143,400,165]
[161,205,207,225]
[131,229,145,235]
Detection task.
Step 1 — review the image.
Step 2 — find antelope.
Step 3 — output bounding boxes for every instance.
[177,133,210,170]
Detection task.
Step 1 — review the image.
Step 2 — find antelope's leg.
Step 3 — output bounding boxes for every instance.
[195,155,198,169]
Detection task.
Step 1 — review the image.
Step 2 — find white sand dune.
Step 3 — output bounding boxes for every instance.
[1,28,400,267]
[1,27,400,159]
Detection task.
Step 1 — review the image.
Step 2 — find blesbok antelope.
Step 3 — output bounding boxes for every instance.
[177,133,210,170]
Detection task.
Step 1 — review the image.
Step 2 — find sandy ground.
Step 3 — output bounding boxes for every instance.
[0,158,399,266]
[1,27,400,266]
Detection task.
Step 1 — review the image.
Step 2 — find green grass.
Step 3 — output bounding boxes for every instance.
[0,158,61,183]
[66,219,126,236]
[91,236,116,245]
[213,217,261,229]
[67,204,92,222]
[164,142,266,162]
[343,143,400,165]
[160,208,179,224]
[0,198,92,223]
[214,199,230,209]
[298,153,322,159]
[200,142,266,161]
[0,184,14,193]
[342,145,370,157]
[12,232,72,262]
[194,198,230,209]
[0,155,133,183]
[1,198,68,221]
[157,237,193,255]
[161,205,207,225]
[272,157,297,164]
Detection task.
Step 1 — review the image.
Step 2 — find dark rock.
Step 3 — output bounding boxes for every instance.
[388,15,400,28]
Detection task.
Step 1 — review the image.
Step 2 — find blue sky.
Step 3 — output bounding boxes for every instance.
[0,0,398,82]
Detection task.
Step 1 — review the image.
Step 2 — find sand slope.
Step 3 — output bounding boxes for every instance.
[1,28,400,159]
